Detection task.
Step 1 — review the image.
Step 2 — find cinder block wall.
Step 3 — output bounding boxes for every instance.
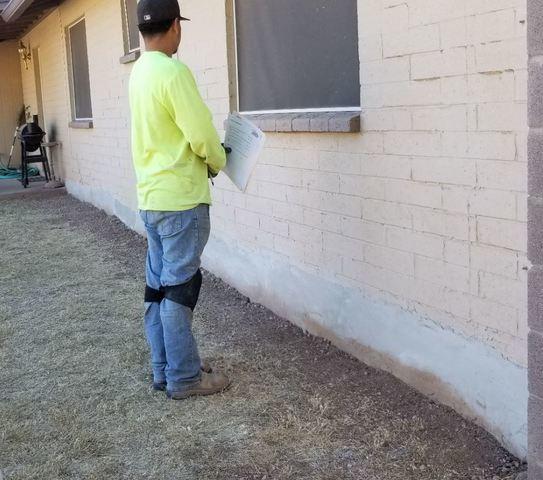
[0,40,23,165]
[19,0,138,223]
[183,0,529,457]
[205,0,529,369]
[15,0,529,457]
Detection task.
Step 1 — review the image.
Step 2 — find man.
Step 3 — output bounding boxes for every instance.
[129,0,229,400]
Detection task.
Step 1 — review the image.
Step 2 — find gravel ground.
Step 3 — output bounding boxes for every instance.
[0,194,526,480]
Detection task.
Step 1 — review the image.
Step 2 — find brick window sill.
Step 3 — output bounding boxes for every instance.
[69,120,93,129]
[241,111,361,133]
[119,50,140,64]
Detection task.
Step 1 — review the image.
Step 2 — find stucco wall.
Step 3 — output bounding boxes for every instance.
[14,0,528,458]
[0,40,23,166]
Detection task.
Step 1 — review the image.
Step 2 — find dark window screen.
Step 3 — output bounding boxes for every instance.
[125,0,140,51]
[235,0,360,112]
[69,20,93,119]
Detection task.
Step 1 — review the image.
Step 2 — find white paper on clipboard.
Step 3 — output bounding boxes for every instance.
[223,113,265,192]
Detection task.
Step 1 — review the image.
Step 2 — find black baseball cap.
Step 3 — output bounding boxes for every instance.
[137,0,190,27]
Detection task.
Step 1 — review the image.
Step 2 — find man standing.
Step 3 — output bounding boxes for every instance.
[129,0,229,400]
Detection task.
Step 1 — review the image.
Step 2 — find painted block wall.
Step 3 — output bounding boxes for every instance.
[13,0,528,457]
[183,0,530,457]
[0,40,23,165]
[18,0,139,224]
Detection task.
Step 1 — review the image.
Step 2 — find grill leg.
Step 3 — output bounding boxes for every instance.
[42,148,51,182]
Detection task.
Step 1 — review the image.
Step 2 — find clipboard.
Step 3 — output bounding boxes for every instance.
[222,113,266,192]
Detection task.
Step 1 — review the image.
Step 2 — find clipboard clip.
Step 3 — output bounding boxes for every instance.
[222,143,232,154]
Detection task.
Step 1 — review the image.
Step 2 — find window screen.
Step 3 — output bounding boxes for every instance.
[124,0,140,52]
[68,19,93,120]
[235,0,360,112]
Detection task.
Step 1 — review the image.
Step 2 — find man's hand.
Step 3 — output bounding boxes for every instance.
[209,144,230,183]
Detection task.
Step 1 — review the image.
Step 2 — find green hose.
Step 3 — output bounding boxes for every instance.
[0,164,39,180]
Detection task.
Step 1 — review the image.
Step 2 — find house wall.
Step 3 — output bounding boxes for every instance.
[19,0,137,222]
[15,0,528,458]
[0,40,23,166]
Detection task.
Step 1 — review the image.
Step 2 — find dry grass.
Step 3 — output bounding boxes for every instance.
[0,195,524,480]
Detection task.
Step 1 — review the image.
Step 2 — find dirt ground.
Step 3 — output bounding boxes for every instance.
[0,194,525,480]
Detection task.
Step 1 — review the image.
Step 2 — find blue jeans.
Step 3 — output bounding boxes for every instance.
[139,204,210,392]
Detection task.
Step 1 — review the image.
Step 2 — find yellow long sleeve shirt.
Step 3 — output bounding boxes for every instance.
[129,51,226,211]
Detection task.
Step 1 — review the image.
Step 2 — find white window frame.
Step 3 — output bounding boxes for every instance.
[122,0,140,54]
[232,0,361,115]
[67,17,93,122]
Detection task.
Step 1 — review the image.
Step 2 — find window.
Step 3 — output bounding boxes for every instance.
[67,18,93,121]
[234,0,360,114]
[122,0,140,53]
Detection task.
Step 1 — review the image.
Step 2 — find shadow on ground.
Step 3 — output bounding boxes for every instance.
[0,195,525,480]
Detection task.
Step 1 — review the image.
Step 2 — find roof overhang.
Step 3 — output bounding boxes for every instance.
[2,0,34,22]
[0,0,61,42]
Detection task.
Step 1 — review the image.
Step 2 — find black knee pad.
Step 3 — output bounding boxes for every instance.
[145,285,165,303]
[164,269,202,311]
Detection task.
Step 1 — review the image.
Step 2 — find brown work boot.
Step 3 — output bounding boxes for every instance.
[166,371,231,400]
[201,359,213,373]
[152,360,213,391]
